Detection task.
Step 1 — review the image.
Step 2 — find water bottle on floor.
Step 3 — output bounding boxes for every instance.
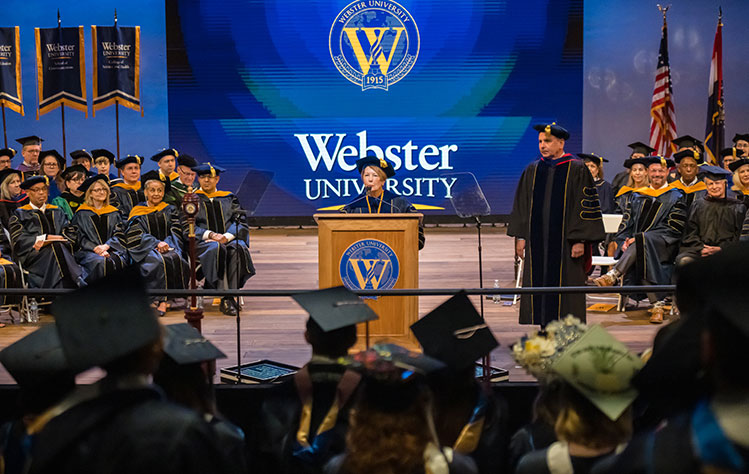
[492,280,500,304]
[29,298,39,323]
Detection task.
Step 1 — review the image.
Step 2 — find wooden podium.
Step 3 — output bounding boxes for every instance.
[314,213,422,347]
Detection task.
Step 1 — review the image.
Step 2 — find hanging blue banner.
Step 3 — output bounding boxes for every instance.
[35,26,87,118]
[0,26,23,115]
[91,25,142,116]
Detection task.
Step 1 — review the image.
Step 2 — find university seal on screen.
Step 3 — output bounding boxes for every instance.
[339,239,400,294]
[329,0,420,91]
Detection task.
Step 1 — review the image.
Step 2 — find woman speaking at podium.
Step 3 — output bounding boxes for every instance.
[343,156,425,249]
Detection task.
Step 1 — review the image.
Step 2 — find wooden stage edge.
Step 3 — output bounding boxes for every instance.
[0,226,666,384]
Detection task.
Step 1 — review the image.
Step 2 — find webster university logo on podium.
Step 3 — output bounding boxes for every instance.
[329,0,420,91]
[339,239,400,297]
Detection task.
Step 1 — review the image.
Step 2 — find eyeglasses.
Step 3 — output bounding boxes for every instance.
[70,176,85,183]
[90,188,108,193]
[43,163,59,168]
[28,186,48,193]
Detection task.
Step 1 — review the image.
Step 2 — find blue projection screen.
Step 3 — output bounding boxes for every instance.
[167,0,583,218]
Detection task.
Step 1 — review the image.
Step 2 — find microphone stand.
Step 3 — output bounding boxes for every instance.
[229,210,246,384]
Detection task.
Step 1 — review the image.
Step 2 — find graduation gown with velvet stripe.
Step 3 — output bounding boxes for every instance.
[71,204,129,283]
[110,181,145,219]
[595,179,616,214]
[677,195,746,261]
[127,202,189,293]
[9,204,84,288]
[508,156,606,326]
[192,189,255,289]
[342,189,425,250]
[0,222,23,305]
[614,186,687,286]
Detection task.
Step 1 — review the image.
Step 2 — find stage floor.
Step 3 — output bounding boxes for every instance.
[0,226,666,384]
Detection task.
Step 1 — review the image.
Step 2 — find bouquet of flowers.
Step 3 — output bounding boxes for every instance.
[512,315,588,378]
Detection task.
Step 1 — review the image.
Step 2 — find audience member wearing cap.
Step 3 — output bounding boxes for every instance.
[728,157,749,206]
[595,156,687,324]
[610,142,655,196]
[191,163,255,316]
[613,156,649,214]
[411,292,507,474]
[0,169,28,228]
[15,136,42,173]
[668,149,706,208]
[579,153,615,214]
[674,166,746,267]
[0,148,15,171]
[0,325,76,472]
[151,148,179,182]
[324,343,478,474]
[126,171,189,316]
[49,165,87,219]
[255,287,375,474]
[719,146,742,175]
[342,156,425,250]
[91,148,118,180]
[153,324,248,473]
[516,325,641,474]
[731,133,749,157]
[110,155,145,218]
[69,149,93,174]
[71,175,129,284]
[509,123,605,327]
[37,150,65,201]
[28,267,238,474]
[594,242,749,474]
[166,153,198,205]
[8,176,85,289]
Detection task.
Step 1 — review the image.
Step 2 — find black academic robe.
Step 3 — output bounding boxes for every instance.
[610,169,630,196]
[254,361,361,474]
[508,421,557,474]
[110,181,145,219]
[614,187,638,215]
[508,156,606,325]
[595,179,616,214]
[614,187,687,286]
[28,385,240,474]
[517,442,616,474]
[126,202,189,296]
[192,190,255,289]
[0,223,22,305]
[71,205,130,283]
[324,451,479,474]
[50,191,84,219]
[9,204,83,288]
[342,189,425,249]
[676,196,746,262]
[592,399,749,474]
[165,179,191,206]
[742,208,749,242]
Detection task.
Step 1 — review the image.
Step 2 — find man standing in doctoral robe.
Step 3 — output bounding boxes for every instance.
[508,123,605,326]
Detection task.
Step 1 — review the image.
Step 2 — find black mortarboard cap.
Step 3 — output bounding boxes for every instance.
[0,168,22,185]
[292,286,378,332]
[673,149,704,164]
[38,149,65,168]
[355,156,396,178]
[0,324,72,385]
[627,142,656,156]
[20,175,50,190]
[69,149,92,162]
[192,163,226,177]
[150,148,179,163]
[60,164,88,181]
[78,174,110,194]
[115,155,143,169]
[532,123,570,140]
[52,266,161,373]
[411,291,498,370]
[577,153,609,166]
[698,165,732,181]
[622,156,651,169]
[91,149,115,161]
[728,158,749,173]
[141,170,172,193]
[163,323,226,365]
[671,135,704,151]
[732,133,749,144]
[177,153,198,168]
[720,147,744,159]
[0,148,16,158]
[15,135,43,147]
[644,155,675,168]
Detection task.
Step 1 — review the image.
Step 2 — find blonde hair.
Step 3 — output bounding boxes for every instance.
[362,165,387,183]
[731,164,749,192]
[84,181,111,207]
[0,174,20,200]
[626,165,649,189]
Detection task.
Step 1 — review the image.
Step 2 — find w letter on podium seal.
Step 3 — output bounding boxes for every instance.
[339,239,400,298]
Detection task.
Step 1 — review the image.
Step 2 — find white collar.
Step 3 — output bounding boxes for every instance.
[650,182,669,191]
[680,177,699,187]
[29,202,46,211]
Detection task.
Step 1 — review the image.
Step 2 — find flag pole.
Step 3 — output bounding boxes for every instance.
[114,9,121,162]
[58,10,67,157]
[1,104,6,148]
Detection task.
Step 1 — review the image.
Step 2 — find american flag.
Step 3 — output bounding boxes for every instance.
[649,14,677,157]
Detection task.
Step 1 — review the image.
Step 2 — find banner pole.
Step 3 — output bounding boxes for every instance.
[1,104,6,148]
[116,101,120,161]
[61,104,66,158]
